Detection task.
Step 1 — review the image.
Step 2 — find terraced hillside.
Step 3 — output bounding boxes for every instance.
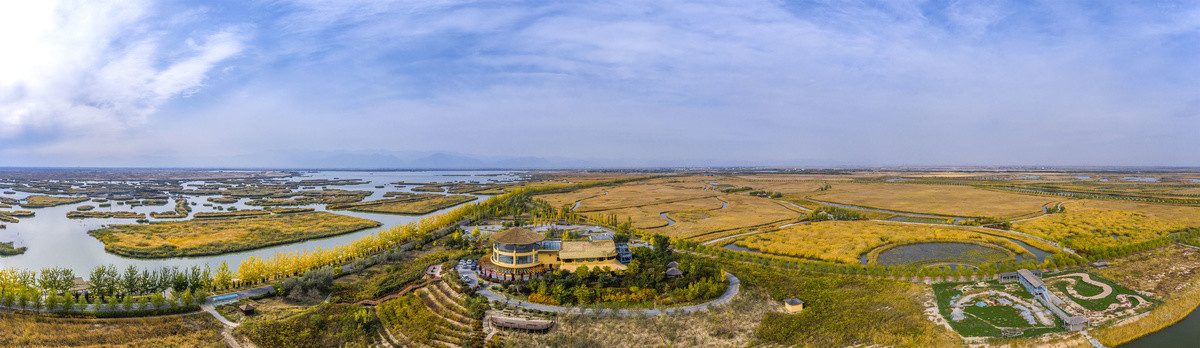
[375,273,489,347]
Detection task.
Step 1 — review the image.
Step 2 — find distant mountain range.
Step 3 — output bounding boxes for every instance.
[206,151,605,169]
[0,149,838,169]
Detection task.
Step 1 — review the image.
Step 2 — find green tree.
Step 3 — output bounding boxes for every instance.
[213,261,233,290]
[576,265,591,281]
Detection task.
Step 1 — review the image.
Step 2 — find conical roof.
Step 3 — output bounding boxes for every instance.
[490,227,545,245]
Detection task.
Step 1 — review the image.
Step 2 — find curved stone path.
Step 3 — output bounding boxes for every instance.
[460,264,740,316]
[1049,273,1113,300]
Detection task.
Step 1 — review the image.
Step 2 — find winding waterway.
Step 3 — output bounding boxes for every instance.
[0,170,519,274]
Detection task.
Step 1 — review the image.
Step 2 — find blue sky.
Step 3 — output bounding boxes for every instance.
[1,0,1198,167]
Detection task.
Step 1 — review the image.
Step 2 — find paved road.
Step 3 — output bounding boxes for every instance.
[460,263,740,316]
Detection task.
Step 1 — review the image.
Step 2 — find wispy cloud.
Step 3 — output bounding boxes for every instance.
[0,1,244,139]
[1,0,1199,166]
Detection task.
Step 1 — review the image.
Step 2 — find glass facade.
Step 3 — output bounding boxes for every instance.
[497,254,514,264]
[516,255,533,264]
[495,243,540,253]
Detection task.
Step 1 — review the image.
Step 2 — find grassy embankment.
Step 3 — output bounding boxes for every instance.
[66,211,145,219]
[245,189,372,206]
[0,241,27,256]
[0,210,35,223]
[21,195,89,208]
[148,199,191,219]
[88,211,381,258]
[328,194,477,215]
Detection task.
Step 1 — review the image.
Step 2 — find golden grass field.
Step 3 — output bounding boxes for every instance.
[717,176,827,193]
[655,194,800,239]
[569,183,716,212]
[22,195,89,208]
[810,183,1058,218]
[594,197,726,229]
[730,220,1035,264]
[88,211,381,258]
[536,177,805,239]
[0,313,223,347]
[331,194,476,215]
[1014,199,1200,250]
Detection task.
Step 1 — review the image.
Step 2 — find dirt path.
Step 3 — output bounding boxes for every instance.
[1050,273,1113,300]
[772,198,811,212]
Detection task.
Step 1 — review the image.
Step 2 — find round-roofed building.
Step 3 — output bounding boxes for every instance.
[482,227,551,280]
[480,226,629,281]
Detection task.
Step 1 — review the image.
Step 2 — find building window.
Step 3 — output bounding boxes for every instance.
[516,255,533,264]
[498,254,514,264]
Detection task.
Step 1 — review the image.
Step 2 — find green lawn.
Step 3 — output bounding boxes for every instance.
[1049,274,1151,312]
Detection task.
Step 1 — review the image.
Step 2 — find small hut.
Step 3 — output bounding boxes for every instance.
[490,316,554,332]
[70,277,90,295]
[666,261,679,269]
[238,303,256,315]
[665,267,683,279]
[783,298,805,313]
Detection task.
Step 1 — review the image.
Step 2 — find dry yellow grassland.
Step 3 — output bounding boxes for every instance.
[89,211,381,258]
[1170,187,1200,195]
[717,176,825,194]
[655,194,800,239]
[536,186,612,208]
[594,197,726,229]
[729,174,856,182]
[0,313,223,347]
[505,288,773,348]
[1014,200,1200,250]
[570,182,716,212]
[811,182,1057,218]
[730,220,1031,264]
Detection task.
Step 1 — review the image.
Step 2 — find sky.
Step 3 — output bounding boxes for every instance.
[1,0,1199,168]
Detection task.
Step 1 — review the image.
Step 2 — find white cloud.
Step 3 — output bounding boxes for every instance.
[0,0,244,138]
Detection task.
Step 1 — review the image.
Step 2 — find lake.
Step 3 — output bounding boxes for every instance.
[0,170,519,274]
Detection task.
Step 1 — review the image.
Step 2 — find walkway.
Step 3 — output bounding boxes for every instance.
[201,304,238,328]
[772,198,811,212]
[704,229,770,246]
[1048,273,1113,300]
[200,304,244,348]
[460,264,740,316]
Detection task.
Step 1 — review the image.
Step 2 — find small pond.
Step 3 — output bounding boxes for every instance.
[864,242,1011,267]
